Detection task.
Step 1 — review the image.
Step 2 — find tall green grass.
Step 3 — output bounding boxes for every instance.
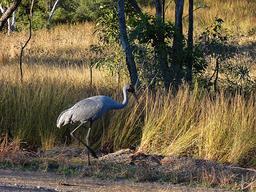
[0,65,255,167]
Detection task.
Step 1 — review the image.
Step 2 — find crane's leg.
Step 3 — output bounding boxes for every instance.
[86,121,92,166]
[70,122,98,166]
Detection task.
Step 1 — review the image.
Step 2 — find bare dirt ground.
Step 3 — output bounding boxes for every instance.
[0,147,255,191]
[0,169,232,192]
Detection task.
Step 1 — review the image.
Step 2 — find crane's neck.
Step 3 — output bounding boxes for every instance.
[112,86,128,110]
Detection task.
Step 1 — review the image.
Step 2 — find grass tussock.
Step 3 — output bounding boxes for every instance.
[0,64,255,167]
[0,64,119,150]
[140,88,256,166]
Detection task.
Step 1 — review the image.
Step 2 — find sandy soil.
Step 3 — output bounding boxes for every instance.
[0,169,232,192]
[0,148,255,191]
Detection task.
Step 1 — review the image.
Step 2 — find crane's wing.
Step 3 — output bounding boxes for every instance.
[69,98,104,123]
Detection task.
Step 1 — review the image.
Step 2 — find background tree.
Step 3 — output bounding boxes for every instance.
[0,0,22,31]
[19,0,35,82]
[186,0,194,84]
[117,0,139,87]
[154,0,171,90]
[171,0,184,89]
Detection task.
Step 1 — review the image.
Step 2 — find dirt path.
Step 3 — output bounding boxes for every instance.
[0,169,232,192]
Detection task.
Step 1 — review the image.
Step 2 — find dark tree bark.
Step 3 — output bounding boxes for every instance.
[162,0,165,22]
[117,0,139,87]
[155,0,162,19]
[127,0,142,14]
[19,0,35,82]
[154,0,171,90]
[186,0,193,84]
[0,0,22,31]
[174,0,184,34]
[171,0,184,89]
[213,57,220,92]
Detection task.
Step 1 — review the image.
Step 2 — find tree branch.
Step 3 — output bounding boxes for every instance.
[0,0,22,31]
[47,0,61,26]
[19,0,35,82]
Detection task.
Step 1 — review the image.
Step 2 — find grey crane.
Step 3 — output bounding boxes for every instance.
[56,84,137,165]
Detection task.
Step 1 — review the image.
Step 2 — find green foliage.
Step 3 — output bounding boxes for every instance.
[12,0,109,30]
[16,0,48,30]
[199,17,230,57]
[130,14,175,86]
[93,1,140,79]
[130,14,175,45]
[221,59,256,93]
[95,1,120,44]
[197,17,256,92]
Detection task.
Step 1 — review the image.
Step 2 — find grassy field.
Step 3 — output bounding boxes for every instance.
[147,0,256,35]
[0,63,255,167]
[0,0,256,169]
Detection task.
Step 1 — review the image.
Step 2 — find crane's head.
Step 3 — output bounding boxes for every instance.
[126,84,138,103]
[127,85,135,93]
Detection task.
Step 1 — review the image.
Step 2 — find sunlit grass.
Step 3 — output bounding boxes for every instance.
[145,0,256,35]
[1,63,255,167]
[140,87,256,165]
[0,64,119,150]
[0,0,255,168]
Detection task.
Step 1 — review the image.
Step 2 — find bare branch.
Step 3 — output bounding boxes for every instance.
[19,0,35,82]
[0,5,5,14]
[47,0,61,25]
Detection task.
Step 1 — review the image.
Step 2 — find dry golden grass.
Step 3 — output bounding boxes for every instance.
[1,62,255,167]
[0,23,97,66]
[145,0,256,35]
[0,0,255,167]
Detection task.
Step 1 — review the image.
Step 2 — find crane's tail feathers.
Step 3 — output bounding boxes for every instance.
[85,145,98,159]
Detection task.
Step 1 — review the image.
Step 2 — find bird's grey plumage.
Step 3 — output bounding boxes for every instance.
[56,85,136,165]
[57,85,131,128]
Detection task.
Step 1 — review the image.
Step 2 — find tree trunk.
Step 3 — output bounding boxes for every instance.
[171,0,184,90]
[11,11,16,31]
[117,0,139,87]
[154,0,171,90]
[7,17,11,35]
[186,0,193,85]
[174,0,184,34]
[0,0,22,31]
[19,0,35,82]
[213,57,220,92]
[155,0,162,19]
[47,0,61,26]
[162,0,165,22]
[127,0,142,14]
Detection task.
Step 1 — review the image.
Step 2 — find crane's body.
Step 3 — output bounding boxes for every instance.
[56,85,136,165]
[57,94,128,128]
